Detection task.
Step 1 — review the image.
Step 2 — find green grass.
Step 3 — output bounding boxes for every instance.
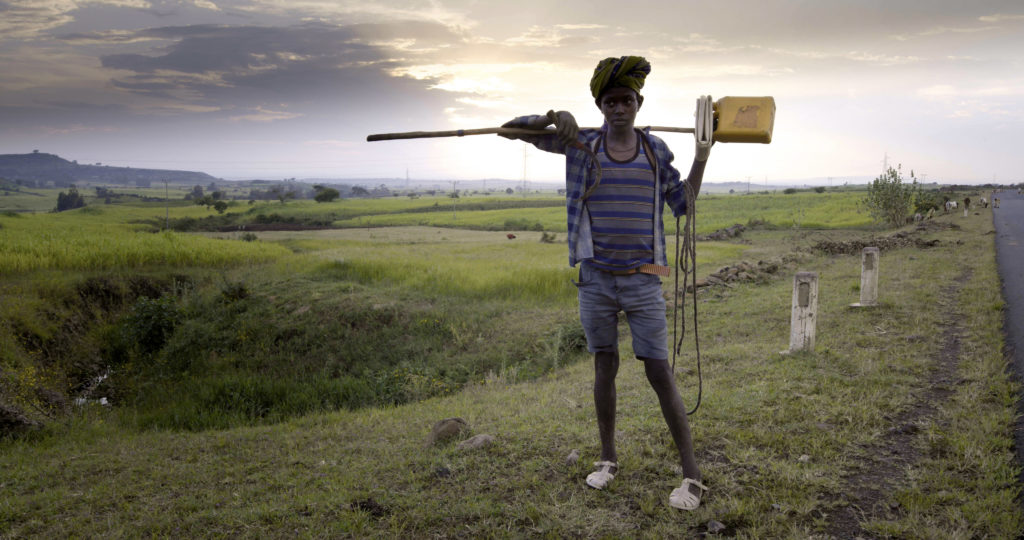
[0,188,64,212]
[330,191,875,234]
[0,210,290,273]
[1,189,1017,537]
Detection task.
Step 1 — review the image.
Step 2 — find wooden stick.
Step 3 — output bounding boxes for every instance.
[366,125,694,142]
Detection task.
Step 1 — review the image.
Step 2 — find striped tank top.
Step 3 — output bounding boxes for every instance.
[585,133,656,271]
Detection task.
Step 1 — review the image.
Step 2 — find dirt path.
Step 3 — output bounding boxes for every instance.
[823,270,972,538]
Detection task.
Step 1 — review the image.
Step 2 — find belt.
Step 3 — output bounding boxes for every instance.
[601,264,671,277]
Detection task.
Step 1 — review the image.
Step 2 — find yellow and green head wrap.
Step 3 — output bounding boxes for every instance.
[590,56,651,100]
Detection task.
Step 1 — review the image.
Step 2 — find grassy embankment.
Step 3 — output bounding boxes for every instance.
[1,188,1019,537]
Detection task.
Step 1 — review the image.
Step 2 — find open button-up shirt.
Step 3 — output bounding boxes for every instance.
[508,116,689,267]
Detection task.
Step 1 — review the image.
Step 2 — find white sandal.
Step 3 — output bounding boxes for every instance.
[669,478,708,510]
[585,461,618,490]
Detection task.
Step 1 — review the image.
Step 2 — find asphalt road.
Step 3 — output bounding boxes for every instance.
[992,189,1024,484]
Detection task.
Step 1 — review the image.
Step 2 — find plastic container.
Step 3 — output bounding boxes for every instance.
[713,97,775,143]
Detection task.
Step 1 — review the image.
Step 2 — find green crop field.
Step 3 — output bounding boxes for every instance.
[1,184,1019,538]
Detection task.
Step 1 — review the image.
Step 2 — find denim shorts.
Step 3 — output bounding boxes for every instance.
[574,261,669,360]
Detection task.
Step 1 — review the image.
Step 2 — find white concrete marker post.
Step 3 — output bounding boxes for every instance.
[782,272,818,354]
[850,247,879,307]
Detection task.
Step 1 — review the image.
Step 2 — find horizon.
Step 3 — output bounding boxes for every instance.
[2,149,1006,189]
[2,1,1022,184]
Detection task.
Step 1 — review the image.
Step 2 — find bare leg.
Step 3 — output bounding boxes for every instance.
[594,350,620,464]
[643,358,701,494]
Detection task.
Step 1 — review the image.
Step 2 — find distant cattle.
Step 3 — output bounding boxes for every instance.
[980,197,988,208]
[994,198,1000,208]
[506,233,517,239]
[944,201,958,212]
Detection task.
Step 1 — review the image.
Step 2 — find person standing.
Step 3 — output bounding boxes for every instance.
[501,56,713,510]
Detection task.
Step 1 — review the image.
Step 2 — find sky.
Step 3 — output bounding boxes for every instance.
[1,0,1023,185]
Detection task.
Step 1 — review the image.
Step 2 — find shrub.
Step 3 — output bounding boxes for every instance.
[504,218,544,231]
[122,296,180,357]
[55,187,86,212]
[914,189,944,214]
[314,187,340,203]
[864,165,918,228]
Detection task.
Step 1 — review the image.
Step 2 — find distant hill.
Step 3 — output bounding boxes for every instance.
[0,152,217,188]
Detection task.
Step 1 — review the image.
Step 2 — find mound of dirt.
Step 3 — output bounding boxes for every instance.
[686,254,804,291]
[812,224,948,255]
[697,223,745,241]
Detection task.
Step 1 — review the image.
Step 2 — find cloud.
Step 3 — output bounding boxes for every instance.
[192,0,219,11]
[227,105,301,122]
[40,123,118,136]
[890,24,996,41]
[916,82,1024,120]
[91,20,466,115]
[0,0,160,40]
[99,20,460,74]
[978,13,1024,23]
[58,28,168,43]
[233,0,476,29]
[555,24,606,30]
[0,0,78,39]
[502,24,597,48]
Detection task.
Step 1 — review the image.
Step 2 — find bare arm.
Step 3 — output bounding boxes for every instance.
[685,158,707,198]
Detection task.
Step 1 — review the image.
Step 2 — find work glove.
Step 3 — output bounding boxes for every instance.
[694,95,714,162]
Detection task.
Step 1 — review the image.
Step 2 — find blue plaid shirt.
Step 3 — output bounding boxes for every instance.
[509,116,689,267]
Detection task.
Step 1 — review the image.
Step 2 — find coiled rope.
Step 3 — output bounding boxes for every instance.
[672,95,712,416]
[672,182,702,416]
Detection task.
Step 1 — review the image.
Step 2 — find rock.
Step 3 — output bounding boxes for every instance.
[798,454,811,463]
[771,503,783,512]
[456,434,494,450]
[350,497,390,518]
[425,417,469,447]
[687,279,710,292]
[565,449,580,465]
[0,403,39,435]
[707,519,726,534]
[35,387,67,411]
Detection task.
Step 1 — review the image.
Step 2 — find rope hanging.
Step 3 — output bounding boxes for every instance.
[673,180,702,415]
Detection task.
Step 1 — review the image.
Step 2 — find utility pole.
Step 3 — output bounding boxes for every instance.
[522,145,528,198]
[451,180,457,220]
[164,180,169,231]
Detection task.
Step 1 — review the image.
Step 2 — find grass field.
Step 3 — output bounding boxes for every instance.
[1,185,1019,537]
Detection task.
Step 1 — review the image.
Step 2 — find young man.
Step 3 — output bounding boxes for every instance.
[501,56,712,510]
